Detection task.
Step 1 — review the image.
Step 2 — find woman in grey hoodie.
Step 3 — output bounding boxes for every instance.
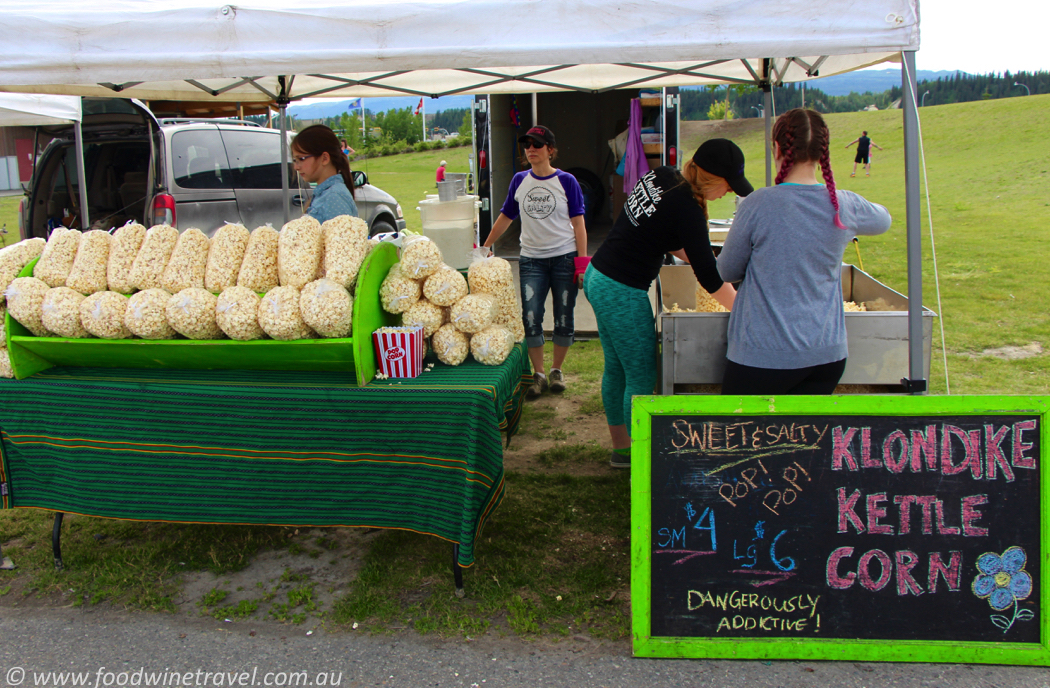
[717,109,891,395]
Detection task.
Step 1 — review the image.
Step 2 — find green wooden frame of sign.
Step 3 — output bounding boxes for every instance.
[5,242,399,386]
[631,394,1050,665]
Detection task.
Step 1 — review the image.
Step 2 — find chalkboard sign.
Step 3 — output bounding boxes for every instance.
[631,395,1050,665]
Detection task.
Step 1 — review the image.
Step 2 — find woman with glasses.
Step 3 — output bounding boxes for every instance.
[291,125,358,223]
[481,125,587,399]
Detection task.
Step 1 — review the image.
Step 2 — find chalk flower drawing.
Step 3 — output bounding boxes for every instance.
[972,546,1034,633]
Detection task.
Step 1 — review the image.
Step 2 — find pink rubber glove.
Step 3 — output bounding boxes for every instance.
[574,256,591,288]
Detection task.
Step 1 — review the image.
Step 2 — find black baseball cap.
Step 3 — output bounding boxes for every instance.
[518,125,556,148]
[692,138,753,197]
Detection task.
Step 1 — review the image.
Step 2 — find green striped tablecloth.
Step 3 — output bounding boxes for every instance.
[0,344,530,567]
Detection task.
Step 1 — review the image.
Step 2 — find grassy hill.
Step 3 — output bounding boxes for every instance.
[685,95,1050,394]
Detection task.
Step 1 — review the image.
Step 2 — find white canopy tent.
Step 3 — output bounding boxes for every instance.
[0,0,929,390]
[0,94,90,230]
[0,0,917,99]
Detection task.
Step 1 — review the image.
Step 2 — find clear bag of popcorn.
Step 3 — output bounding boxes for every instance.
[0,237,45,276]
[432,323,469,366]
[0,261,22,309]
[41,287,89,339]
[5,277,52,337]
[238,225,281,293]
[129,224,179,291]
[80,291,131,339]
[166,288,224,340]
[450,293,497,334]
[34,227,82,288]
[0,238,45,306]
[0,304,6,343]
[403,298,445,338]
[379,262,422,314]
[299,279,353,338]
[107,221,147,294]
[259,286,316,341]
[322,215,369,289]
[0,348,12,379]
[161,227,210,293]
[470,326,514,366]
[216,286,265,341]
[65,229,111,295]
[124,288,176,340]
[467,252,514,295]
[399,235,443,280]
[278,215,323,289]
[422,264,469,307]
[205,223,250,293]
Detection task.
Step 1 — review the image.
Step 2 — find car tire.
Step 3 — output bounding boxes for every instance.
[369,219,396,238]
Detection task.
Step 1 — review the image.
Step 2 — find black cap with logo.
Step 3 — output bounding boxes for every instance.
[518,125,556,148]
[692,138,753,197]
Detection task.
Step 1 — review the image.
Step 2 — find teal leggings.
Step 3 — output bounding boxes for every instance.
[583,265,657,432]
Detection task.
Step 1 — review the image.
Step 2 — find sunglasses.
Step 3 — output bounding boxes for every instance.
[521,140,547,150]
[291,154,314,163]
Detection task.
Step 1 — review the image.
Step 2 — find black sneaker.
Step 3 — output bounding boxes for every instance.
[526,373,548,399]
[610,451,630,469]
[548,369,566,393]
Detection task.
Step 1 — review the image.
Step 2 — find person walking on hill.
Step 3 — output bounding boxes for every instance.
[845,130,882,177]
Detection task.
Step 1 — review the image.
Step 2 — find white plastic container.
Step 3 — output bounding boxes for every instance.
[422,218,475,270]
[418,196,478,225]
[418,196,480,270]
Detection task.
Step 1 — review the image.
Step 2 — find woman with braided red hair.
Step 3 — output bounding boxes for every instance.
[716,108,892,395]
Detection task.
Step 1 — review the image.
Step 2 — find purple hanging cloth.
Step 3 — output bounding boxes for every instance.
[623,98,650,192]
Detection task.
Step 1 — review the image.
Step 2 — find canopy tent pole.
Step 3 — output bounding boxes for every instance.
[531,93,537,126]
[762,59,773,187]
[73,121,89,230]
[278,76,290,225]
[901,51,926,394]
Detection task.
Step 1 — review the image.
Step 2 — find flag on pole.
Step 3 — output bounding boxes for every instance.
[414,97,424,116]
[346,98,362,110]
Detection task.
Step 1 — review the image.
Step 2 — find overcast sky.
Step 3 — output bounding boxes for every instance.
[914,0,1048,73]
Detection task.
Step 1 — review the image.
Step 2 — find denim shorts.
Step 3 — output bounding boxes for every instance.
[518,251,578,348]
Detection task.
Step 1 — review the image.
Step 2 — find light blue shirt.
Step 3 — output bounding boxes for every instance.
[307,174,358,224]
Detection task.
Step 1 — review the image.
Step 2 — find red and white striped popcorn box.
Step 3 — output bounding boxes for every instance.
[372,325,425,378]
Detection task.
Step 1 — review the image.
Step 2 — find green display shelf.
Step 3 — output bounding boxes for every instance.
[5,241,399,386]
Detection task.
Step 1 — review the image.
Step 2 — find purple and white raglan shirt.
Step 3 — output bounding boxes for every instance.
[500,169,585,259]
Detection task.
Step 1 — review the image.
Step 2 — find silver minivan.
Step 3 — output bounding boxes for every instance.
[20,98,406,239]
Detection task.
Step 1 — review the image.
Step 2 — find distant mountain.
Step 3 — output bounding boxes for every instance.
[805,69,964,96]
[289,70,962,118]
[288,95,473,120]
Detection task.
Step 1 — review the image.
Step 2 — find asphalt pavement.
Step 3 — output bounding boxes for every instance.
[1,604,1045,688]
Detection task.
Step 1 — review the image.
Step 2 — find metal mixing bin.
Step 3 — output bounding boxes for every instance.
[657,264,936,393]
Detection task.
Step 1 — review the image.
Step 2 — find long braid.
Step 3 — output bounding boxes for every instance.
[819,145,847,230]
[813,119,847,229]
[774,127,796,184]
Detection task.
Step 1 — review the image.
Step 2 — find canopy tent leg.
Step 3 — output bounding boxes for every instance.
[73,121,89,230]
[52,512,64,570]
[453,544,465,598]
[762,59,773,187]
[901,51,926,394]
[278,75,291,226]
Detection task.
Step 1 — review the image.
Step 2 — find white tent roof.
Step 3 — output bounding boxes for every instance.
[0,0,919,101]
[0,93,81,126]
